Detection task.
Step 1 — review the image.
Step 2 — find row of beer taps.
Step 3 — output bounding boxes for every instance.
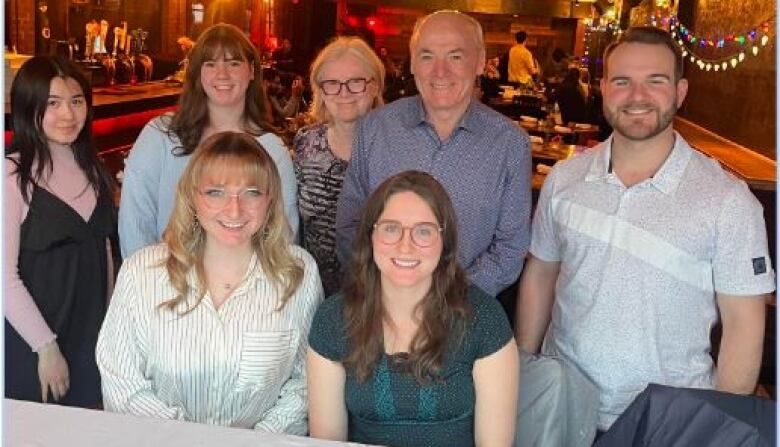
[84,19,153,85]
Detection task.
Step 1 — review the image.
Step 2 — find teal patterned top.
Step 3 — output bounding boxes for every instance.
[308,286,513,447]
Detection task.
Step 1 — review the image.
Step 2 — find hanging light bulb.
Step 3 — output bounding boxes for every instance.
[738,52,745,62]
[690,55,695,63]
[761,35,769,46]
[752,46,759,56]
[730,58,738,68]
[721,62,728,70]
[697,60,705,69]
[714,64,720,72]
[681,49,688,57]
[705,63,712,71]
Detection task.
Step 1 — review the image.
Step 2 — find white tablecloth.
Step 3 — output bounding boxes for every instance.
[5,399,370,447]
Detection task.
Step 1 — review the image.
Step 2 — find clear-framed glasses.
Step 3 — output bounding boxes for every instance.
[373,220,443,248]
[319,78,373,95]
[198,187,266,209]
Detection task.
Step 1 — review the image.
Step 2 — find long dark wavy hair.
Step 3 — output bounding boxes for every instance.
[343,171,470,383]
[165,23,274,156]
[6,55,113,203]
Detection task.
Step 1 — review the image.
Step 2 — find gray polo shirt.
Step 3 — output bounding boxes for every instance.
[531,133,775,429]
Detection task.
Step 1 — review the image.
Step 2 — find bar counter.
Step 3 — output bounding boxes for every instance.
[4,80,181,124]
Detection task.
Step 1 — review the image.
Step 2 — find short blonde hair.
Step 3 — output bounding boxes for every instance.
[162,131,303,313]
[308,36,385,123]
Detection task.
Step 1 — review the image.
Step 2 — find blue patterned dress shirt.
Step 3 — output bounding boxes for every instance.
[335,96,532,296]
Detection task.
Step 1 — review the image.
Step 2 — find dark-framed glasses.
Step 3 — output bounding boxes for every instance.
[199,187,265,209]
[319,78,373,95]
[373,220,443,248]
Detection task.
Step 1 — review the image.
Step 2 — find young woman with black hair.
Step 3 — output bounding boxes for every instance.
[4,55,119,407]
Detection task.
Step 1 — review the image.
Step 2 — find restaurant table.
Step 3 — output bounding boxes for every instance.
[530,141,581,191]
[4,399,373,447]
[519,120,600,146]
[487,94,546,119]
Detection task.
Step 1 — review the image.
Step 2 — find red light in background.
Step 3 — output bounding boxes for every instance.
[366,16,378,28]
[346,15,361,28]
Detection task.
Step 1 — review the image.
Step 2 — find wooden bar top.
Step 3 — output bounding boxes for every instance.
[4,81,181,123]
[674,117,776,191]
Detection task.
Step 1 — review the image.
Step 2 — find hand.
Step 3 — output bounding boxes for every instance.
[37,341,69,403]
[291,78,304,98]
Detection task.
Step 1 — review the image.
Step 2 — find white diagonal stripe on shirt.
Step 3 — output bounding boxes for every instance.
[551,198,714,292]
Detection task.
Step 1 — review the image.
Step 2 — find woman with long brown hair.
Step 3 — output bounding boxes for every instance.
[118,23,298,259]
[97,132,322,433]
[307,170,518,446]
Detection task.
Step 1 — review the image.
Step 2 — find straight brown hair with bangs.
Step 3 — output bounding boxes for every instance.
[162,131,303,314]
[342,171,471,383]
[165,23,274,156]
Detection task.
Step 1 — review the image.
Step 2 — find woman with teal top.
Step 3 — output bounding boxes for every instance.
[307,171,519,447]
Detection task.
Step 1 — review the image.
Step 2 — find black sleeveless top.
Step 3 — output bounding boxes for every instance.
[5,174,119,407]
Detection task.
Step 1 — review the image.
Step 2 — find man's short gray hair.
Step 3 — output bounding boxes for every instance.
[409,10,485,53]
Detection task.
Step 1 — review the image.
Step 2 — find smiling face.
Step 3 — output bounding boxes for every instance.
[318,53,378,125]
[200,49,254,110]
[410,13,485,118]
[42,76,87,146]
[372,191,443,296]
[601,42,688,142]
[194,162,270,252]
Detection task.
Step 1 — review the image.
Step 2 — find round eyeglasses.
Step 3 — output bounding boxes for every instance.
[318,78,373,95]
[373,220,443,248]
[199,188,266,209]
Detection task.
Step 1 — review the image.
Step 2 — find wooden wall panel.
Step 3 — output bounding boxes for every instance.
[630,0,776,159]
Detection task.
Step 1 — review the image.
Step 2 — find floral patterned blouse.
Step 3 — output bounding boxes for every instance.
[293,123,349,297]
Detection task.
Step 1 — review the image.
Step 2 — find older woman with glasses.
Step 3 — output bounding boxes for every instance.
[293,36,384,297]
[97,132,323,434]
[307,170,519,447]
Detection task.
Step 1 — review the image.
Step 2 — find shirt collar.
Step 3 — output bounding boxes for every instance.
[585,132,693,194]
[403,95,478,133]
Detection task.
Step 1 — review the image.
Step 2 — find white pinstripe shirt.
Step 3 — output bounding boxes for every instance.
[96,243,323,435]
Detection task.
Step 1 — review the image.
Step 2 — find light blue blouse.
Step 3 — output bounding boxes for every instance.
[118,115,299,258]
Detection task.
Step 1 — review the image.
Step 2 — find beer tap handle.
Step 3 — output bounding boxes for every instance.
[112,27,121,57]
[99,20,109,54]
[120,21,127,51]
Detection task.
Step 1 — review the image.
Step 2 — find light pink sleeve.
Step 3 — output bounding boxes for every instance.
[4,166,57,352]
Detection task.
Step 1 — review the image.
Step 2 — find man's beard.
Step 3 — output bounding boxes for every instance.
[604,100,677,141]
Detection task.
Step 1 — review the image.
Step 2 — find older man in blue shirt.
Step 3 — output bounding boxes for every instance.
[335,10,532,296]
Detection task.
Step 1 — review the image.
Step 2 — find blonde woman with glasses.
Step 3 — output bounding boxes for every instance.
[294,36,384,297]
[97,132,323,434]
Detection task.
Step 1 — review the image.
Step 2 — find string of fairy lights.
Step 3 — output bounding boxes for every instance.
[581,8,774,73]
[659,14,775,72]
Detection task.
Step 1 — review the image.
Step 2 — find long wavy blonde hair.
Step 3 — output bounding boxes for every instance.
[161,131,303,313]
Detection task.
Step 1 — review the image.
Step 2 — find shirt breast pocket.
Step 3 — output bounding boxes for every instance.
[235,330,296,390]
